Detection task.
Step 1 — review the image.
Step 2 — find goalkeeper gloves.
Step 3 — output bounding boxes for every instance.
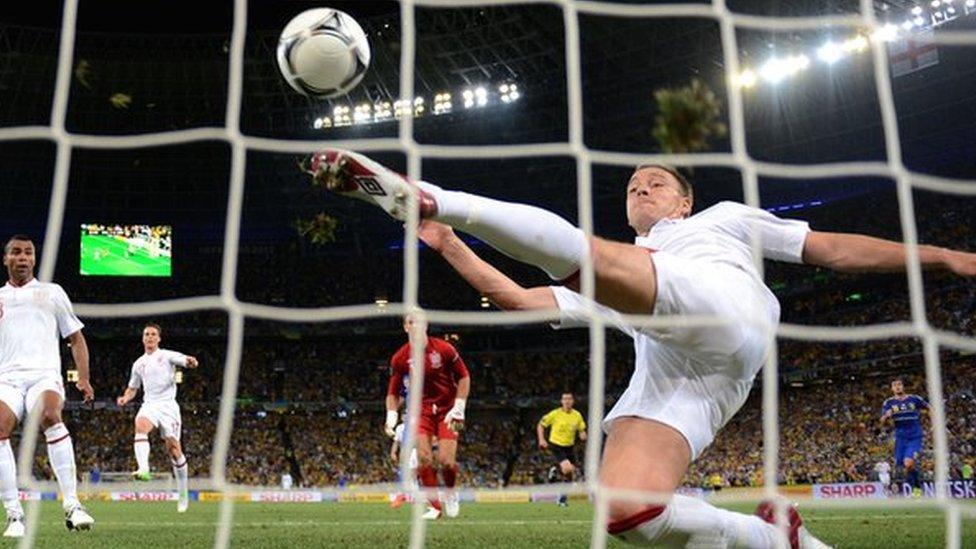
[385,410,398,438]
[443,398,466,432]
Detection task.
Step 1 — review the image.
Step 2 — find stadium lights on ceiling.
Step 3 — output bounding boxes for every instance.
[310,81,522,129]
[499,83,520,103]
[734,0,976,91]
[816,41,844,64]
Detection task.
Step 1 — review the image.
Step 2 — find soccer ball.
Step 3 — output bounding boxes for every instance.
[276,8,371,99]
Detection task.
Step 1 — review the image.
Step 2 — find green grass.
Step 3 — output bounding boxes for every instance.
[79,234,170,277]
[11,500,974,548]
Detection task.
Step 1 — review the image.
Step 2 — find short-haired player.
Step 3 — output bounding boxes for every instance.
[313,148,975,546]
[537,392,586,507]
[0,235,95,537]
[116,323,198,512]
[385,316,470,520]
[881,378,928,498]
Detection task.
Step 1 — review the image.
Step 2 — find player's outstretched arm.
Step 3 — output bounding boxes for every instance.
[536,422,548,450]
[802,231,976,275]
[417,220,557,310]
[67,330,94,402]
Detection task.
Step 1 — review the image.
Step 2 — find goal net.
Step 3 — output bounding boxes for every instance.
[1,0,975,548]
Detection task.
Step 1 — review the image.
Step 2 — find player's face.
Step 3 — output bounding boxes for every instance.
[402,316,427,335]
[891,380,904,395]
[3,240,35,282]
[561,394,574,409]
[143,327,160,349]
[626,167,692,235]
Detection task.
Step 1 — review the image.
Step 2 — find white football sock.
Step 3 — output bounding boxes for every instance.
[419,182,586,281]
[134,435,150,473]
[612,494,780,547]
[172,455,188,500]
[0,440,23,518]
[44,423,79,510]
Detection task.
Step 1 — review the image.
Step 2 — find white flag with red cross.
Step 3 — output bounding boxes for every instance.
[888,29,939,78]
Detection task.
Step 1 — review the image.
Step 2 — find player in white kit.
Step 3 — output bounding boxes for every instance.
[311,149,976,548]
[0,235,96,537]
[115,323,198,512]
[874,460,892,489]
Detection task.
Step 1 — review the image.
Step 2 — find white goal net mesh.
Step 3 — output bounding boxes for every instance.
[1,0,975,547]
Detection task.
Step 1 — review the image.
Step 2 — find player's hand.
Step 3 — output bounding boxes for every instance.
[944,250,976,277]
[417,220,457,252]
[538,439,548,450]
[444,398,466,433]
[385,410,398,438]
[116,396,127,407]
[76,379,94,403]
[186,356,199,369]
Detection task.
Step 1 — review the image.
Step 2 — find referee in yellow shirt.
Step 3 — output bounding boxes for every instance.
[537,392,586,507]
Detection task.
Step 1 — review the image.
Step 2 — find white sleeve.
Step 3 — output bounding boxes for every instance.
[166,350,188,368]
[128,363,142,390]
[550,286,636,337]
[725,202,811,263]
[52,285,84,338]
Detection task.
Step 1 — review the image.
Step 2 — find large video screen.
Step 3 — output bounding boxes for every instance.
[80,224,172,277]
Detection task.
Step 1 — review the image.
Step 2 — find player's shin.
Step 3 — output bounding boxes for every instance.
[172,454,189,500]
[418,182,586,281]
[134,435,150,474]
[0,440,22,518]
[44,423,79,509]
[608,495,780,548]
[417,464,441,509]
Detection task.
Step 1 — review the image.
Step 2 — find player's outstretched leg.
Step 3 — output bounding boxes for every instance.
[310,149,586,281]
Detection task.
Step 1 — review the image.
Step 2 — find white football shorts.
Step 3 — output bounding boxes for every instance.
[603,251,779,460]
[136,400,182,441]
[0,372,65,421]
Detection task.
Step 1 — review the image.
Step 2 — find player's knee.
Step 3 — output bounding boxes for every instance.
[39,407,62,428]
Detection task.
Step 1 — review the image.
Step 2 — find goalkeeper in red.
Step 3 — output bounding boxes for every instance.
[312,149,976,548]
[385,316,470,520]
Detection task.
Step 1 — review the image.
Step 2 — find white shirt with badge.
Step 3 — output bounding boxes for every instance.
[128,349,188,403]
[0,279,84,377]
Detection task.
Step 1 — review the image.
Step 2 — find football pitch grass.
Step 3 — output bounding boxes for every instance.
[79,234,170,277]
[13,500,975,548]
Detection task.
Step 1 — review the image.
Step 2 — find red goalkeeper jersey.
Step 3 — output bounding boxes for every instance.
[387,337,469,410]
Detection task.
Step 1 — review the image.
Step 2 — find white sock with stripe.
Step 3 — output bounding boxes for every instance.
[134,435,150,474]
[419,182,586,281]
[0,439,23,519]
[172,455,188,500]
[45,423,79,510]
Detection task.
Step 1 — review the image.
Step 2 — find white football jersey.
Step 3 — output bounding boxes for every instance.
[0,279,84,376]
[395,422,406,444]
[875,461,891,474]
[128,348,187,403]
[634,201,810,281]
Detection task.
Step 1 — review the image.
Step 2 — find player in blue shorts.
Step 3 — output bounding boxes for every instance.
[881,378,929,497]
